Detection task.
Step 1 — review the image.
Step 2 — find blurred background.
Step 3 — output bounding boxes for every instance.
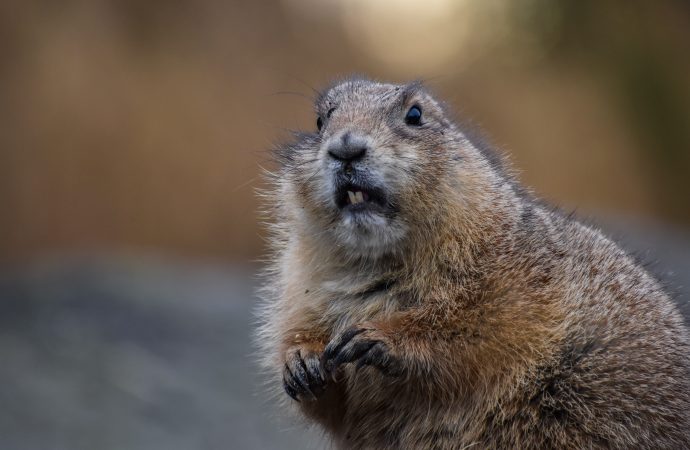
[0,0,689,448]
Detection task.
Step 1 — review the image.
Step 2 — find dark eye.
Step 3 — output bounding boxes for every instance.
[317,116,323,131]
[326,107,335,118]
[405,105,422,126]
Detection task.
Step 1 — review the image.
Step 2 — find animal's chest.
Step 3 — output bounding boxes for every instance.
[319,290,397,335]
[295,269,401,333]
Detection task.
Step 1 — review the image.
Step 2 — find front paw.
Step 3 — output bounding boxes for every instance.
[283,347,326,402]
[322,324,401,377]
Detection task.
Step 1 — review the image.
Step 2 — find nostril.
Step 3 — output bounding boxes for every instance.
[327,132,370,162]
[351,147,366,159]
[328,145,367,162]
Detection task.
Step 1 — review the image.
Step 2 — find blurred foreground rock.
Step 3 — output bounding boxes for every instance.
[0,257,322,450]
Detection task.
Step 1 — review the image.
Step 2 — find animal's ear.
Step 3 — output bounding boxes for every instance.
[315,76,367,109]
[400,80,425,102]
[314,81,339,110]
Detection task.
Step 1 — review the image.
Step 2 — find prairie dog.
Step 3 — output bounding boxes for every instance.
[256,78,690,449]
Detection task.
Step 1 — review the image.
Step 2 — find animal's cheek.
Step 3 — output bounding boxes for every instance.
[378,159,417,191]
[305,162,331,189]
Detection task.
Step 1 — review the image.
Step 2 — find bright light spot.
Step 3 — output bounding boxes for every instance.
[281,0,516,74]
[340,0,469,72]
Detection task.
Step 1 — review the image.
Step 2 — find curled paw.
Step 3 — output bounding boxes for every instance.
[322,324,401,377]
[283,347,326,402]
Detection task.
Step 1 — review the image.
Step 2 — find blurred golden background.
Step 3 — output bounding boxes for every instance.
[1,0,689,266]
[0,1,689,449]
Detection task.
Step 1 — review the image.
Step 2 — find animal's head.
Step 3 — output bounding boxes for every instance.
[274,78,498,260]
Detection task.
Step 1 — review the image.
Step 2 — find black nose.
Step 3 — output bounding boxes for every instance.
[327,132,368,162]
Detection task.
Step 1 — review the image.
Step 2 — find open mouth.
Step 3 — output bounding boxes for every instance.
[335,183,388,211]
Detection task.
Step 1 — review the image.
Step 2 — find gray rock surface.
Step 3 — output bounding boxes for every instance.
[0,219,687,449]
[0,258,322,450]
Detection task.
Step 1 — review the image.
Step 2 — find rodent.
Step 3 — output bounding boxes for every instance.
[256,77,690,449]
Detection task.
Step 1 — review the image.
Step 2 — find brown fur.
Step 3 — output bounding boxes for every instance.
[256,78,690,449]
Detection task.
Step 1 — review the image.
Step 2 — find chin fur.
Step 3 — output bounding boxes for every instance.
[333,211,407,259]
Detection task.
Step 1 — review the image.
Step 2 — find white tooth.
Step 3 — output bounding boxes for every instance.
[347,191,357,205]
[355,191,364,203]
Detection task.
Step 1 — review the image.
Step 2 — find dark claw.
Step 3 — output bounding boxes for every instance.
[283,364,304,402]
[332,338,377,370]
[302,354,326,395]
[290,356,315,399]
[355,342,388,370]
[283,349,326,402]
[322,327,367,373]
[323,327,402,377]
[283,377,300,402]
[355,342,401,376]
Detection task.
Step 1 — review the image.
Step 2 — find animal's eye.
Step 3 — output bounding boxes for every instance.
[317,116,323,131]
[326,107,335,118]
[405,105,422,126]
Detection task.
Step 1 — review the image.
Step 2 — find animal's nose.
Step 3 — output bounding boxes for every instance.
[327,132,368,162]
